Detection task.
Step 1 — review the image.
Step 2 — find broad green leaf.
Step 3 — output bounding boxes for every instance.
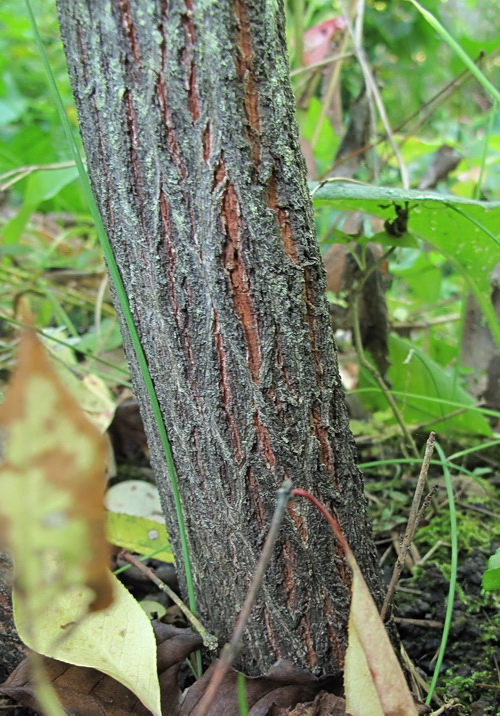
[24,165,79,206]
[13,574,162,716]
[312,181,500,348]
[482,547,500,592]
[0,72,27,123]
[360,334,492,436]
[298,96,338,165]
[106,512,174,563]
[2,166,79,244]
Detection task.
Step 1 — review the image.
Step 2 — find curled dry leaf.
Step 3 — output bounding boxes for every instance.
[0,623,201,716]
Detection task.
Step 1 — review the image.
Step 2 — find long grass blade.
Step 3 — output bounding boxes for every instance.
[425,441,458,704]
[407,0,500,104]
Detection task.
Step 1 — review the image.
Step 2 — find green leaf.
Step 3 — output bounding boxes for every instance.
[312,182,500,348]
[482,548,500,592]
[106,512,174,563]
[0,72,27,124]
[359,334,492,436]
[24,165,79,205]
[369,230,419,249]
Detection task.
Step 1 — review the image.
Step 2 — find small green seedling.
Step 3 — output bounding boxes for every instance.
[482,547,500,592]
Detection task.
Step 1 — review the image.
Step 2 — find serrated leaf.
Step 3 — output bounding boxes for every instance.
[106,512,174,563]
[13,574,162,716]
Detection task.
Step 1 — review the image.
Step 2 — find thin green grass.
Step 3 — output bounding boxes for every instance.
[236,673,249,716]
[425,441,458,704]
[353,388,500,420]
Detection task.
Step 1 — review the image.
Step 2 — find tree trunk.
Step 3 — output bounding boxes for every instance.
[57,0,386,676]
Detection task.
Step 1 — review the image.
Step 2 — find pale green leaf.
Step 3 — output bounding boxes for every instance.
[13,574,162,716]
[345,558,418,716]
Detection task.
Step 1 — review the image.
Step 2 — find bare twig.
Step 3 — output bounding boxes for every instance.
[196,480,293,716]
[381,432,436,621]
[394,617,443,629]
[319,50,492,180]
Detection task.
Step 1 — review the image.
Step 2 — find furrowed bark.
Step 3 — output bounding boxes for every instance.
[56,0,386,675]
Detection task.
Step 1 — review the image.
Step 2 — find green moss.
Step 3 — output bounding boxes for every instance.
[439,669,497,712]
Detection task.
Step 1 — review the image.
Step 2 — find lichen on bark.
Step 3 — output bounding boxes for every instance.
[56,0,387,676]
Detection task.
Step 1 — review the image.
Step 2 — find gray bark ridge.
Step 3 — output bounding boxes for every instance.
[57,0,385,676]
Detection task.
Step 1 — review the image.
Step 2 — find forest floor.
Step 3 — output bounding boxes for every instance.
[363,440,500,716]
[1,406,499,715]
[106,427,500,715]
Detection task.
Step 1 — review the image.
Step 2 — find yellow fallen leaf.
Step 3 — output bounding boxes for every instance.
[0,330,113,613]
[14,573,162,716]
[345,558,418,716]
[106,511,174,562]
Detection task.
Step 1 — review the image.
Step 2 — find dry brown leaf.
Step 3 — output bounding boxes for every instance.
[1,623,330,716]
[0,623,202,715]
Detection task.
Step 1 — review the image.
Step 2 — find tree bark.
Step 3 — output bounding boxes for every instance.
[57,0,386,676]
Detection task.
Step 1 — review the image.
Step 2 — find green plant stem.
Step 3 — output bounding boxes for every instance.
[236,673,249,716]
[0,263,116,319]
[30,652,67,716]
[25,0,198,638]
[292,0,304,67]
[475,101,497,200]
[448,439,500,462]
[359,458,479,479]
[406,0,500,105]
[0,314,132,383]
[425,441,458,705]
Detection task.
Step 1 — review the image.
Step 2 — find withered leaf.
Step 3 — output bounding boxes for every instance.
[1,624,330,716]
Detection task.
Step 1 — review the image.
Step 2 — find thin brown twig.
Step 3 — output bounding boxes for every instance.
[119,551,218,650]
[393,617,443,629]
[290,51,353,77]
[196,480,293,716]
[381,432,436,621]
[338,0,408,187]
